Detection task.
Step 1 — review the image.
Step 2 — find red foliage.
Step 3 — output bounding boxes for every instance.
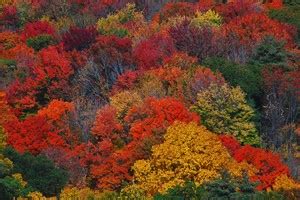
[220,135,290,190]
[190,67,225,93]
[263,68,300,98]
[153,2,196,23]
[125,97,200,140]
[88,97,200,190]
[21,20,57,41]
[0,92,17,126]
[222,13,296,48]
[234,145,289,190]
[4,115,67,155]
[265,0,283,9]
[64,49,88,71]
[133,34,176,70]
[0,5,18,27]
[111,70,141,94]
[0,31,23,59]
[214,0,262,23]
[218,135,241,156]
[6,46,73,112]
[162,52,198,69]
[62,26,97,51]
[169,19,216,61]
[37,100,77,146]
[91,105,123,142]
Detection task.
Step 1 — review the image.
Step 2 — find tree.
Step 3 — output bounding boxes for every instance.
[251,36,287,65]
[214,0,262,23]
[4,115,67,155]
[193,84,261,146]
[3,148,69,197]
[220,136,292,191]
[202,57,263,101]
[222,13,296,48]
[6,46,73,112]
[96,3,146,39]
[89,35,134,87]
[89,97,200,190]
[169,19,216,61]
[62,26,97,51]
[131,122,244,195]
[153,2,196,23]
[133,34,175,70]
[20,20,57,41]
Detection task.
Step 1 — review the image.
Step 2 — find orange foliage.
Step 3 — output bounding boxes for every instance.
[0,91,17,126]
[222,13,296,48]
[125,97,200,140]
[220,135,290,190]
[91,105,123,141]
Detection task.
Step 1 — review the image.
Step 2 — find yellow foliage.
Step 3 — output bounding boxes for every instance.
[12,173,27,187]
[97,3,146,38]
[55,16,74,33]
[0,0,13,7]
[110,91,142,118]
[60,187,119,199]
[193,84,260,146]
[25,191,46,199]
[273,175,300,191]
[191,10,222,27]
[0,153,13,174]
[0,126,6,149]
[135,74,166,99]
[131,122,247,195]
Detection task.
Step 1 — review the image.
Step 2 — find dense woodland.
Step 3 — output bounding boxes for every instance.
[0,0,300,199]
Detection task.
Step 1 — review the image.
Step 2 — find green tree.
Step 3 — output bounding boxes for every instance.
[3,148,69,197]
[251,36,287,65]
[192,84,261,146]
[202,57,263,101]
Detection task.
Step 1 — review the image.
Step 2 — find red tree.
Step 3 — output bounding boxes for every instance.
[21,20,57,41]
[62,26,97,51]
[7,46,73,112]
[133,34,176,70]
[89,97,200,190]
[220,135,290,190]
[4,115,67,155]
[222,13,296,48]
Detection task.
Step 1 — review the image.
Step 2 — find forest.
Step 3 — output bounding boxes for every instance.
[0,0,299,199]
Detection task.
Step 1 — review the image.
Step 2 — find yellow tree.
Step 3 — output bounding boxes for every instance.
[192,84,260,146]
[131,122,249,195]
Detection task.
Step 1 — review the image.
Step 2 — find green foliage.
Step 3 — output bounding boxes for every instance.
[3,148,69,197]
[251,36,287,65]
[203,171,237,199]
[154,181,206,200]
[26,34,56,51]
[0,59,16,66]
[202,57,263,100]
[154,171,285,200]
[192,84,261,146]
[0,176,30,200]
